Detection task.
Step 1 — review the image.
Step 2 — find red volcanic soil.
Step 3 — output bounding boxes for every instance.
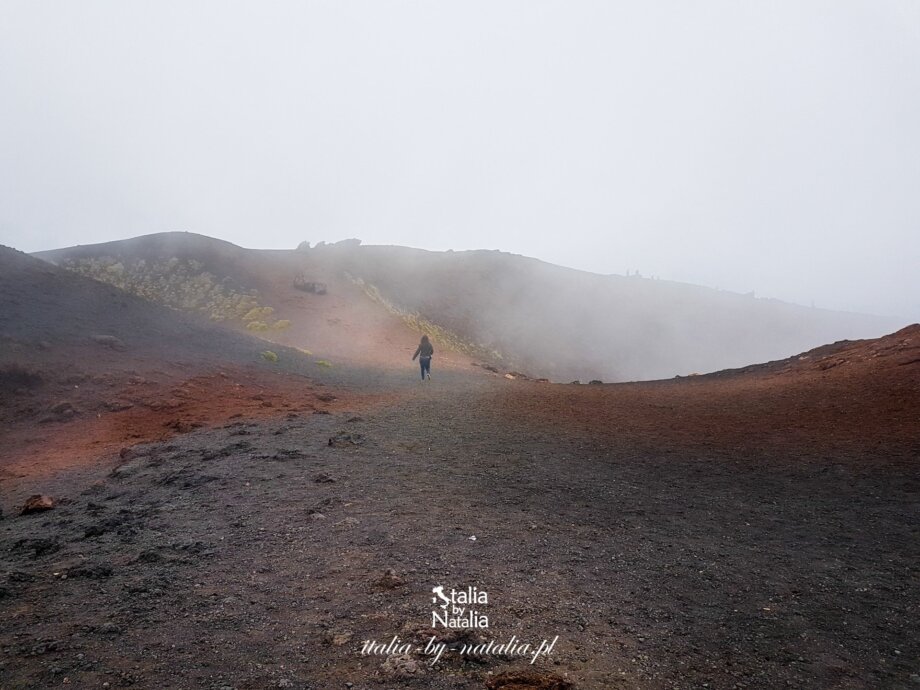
[495,324,920,457]
[1,364,392,483]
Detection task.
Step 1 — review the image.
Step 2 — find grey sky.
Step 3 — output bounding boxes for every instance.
[1,1,918,320]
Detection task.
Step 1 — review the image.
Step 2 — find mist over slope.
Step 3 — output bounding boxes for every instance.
[35,233,468,370]
[325,245,902,380]
[36,233,901,381]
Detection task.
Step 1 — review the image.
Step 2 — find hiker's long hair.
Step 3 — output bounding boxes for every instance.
[420,335,430,344]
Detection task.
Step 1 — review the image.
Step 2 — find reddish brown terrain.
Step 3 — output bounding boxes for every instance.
[498,324,920,455]
[1,238,918,689]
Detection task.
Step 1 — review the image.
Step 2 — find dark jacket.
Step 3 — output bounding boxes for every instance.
[412,340,434,360]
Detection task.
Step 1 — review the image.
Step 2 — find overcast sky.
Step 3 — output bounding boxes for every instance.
[1,1,918,320]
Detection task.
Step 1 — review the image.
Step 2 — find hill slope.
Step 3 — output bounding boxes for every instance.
[320,244,902,381]
[0,245,373,480]
[38,233,902,381]
[36,234,476,371]
[494,323,920,456]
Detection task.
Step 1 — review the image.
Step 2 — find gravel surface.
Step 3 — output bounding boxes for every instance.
[2,365,918,689]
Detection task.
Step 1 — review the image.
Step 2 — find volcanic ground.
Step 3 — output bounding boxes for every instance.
[1,243,918,690]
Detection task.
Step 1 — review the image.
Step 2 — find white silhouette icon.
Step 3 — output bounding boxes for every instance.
[432,585,450,609]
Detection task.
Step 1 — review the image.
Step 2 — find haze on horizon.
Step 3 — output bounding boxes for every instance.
[1,1,918,321]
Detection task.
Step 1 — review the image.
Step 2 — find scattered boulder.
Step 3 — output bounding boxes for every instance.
[94,622,122,637]
[328,431,365,448]
[90,335,127,351]
[313,473,336,483]
[118,446,145,460]
[40,401,76,423]
[164,418,201,433]
[485,671,574,690]
[589,379,603,385]
[321,630,354,646]
[135,550,164,564]
[109,456,148,479]
[83,524,107,539]
[20,494,55,515]
[293,274,328,294]
[375,568,405,589]
[382,654,423,677]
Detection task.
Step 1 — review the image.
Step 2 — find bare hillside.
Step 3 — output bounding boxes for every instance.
[37,233,901,381]
[319,244,902,381]
[0,245,384,481]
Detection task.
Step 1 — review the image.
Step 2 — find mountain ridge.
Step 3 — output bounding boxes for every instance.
[34,231,904,381]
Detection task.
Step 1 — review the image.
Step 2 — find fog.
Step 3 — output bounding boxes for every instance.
[1,1,918,321]
[33,233,902,381]
[313,243,901,381]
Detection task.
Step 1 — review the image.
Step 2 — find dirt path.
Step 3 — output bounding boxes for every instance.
[1,368,918,689]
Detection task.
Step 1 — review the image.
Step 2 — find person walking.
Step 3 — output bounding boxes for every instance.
[412,334,434,380]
